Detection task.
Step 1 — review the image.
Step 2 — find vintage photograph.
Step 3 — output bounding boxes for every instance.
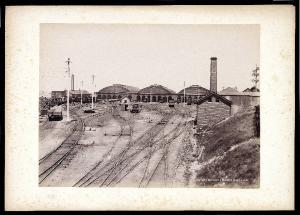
[39,24,260,188]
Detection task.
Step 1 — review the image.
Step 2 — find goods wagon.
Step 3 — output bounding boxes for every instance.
[168,99,175,107]
[130,103,142,113]
[48,106,63,121]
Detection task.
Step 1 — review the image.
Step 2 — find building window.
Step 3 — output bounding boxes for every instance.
[208,97,212,102]
[216,98,220,102]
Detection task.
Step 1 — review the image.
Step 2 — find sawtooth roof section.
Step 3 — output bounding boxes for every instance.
[98,84,140,94]
[178,85,209,95]
[138,84,176,95]
[197,91,232,106]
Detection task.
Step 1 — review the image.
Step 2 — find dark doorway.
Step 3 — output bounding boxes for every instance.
[158,96,161,102]
[152,96,157,102]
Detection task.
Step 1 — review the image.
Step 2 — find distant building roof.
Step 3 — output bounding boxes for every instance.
[70,90,90,95]
[178,85,209,95]
[241,92,260,96]
[197,92,232,106]
[243,86,260,92]
[98,84,140,94]
[51,90,67,98]
[138,84,176,95]
[51,90,66,93]
[219,87,242,96]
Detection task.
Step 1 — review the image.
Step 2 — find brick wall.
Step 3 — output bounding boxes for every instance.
[197,100,231,129]
[210,57,217,93]
[224,95,260,114]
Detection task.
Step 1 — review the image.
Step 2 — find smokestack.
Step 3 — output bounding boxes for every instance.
[210,57,217,93]
[71,74,74,91]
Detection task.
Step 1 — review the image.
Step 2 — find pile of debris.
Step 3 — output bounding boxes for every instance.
[39,96,51,112]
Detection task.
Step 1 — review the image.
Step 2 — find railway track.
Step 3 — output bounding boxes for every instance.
[39,116,84,184]
[62,104,193,188]
[73,108,173,187]
[105,108,190,187]
[96,114,175,187]
[73,110,133,187]
[39,106,81,163]
[39,106,109,185]
[138,117,189,187]
[73,108,149,187]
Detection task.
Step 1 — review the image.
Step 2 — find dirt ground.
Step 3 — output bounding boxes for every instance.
[39,103,198,187]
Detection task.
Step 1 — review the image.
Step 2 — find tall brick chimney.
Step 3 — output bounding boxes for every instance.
[71,74,74,91]
[210,57,217,93]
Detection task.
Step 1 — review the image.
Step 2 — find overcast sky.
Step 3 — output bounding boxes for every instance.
[40,24,259,95]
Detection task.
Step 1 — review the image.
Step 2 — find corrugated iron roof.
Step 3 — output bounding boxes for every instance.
[219,87,242,96]
[178,85,209,95]
[98,84,140,94]
[138,84,176,95]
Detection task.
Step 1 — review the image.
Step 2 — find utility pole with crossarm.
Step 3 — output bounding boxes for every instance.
[65,58,71,121]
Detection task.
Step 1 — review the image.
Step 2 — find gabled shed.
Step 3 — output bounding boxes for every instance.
[120,96,131,104]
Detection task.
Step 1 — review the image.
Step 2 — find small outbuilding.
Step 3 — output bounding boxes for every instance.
[120,96,131,111]
[120,96,131,104]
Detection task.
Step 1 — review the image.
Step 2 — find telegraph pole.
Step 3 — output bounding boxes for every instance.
[150,85,152,103]
[91,74,95,109]
[183,81,186,104]
[80,80,83,106]
[94,83,97,105]
[65,58,71,121]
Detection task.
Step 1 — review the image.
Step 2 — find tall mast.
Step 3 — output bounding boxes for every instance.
[91,74,95,109]
[80,80,83,106]
[65,58,71,121]
[183,81,186,104]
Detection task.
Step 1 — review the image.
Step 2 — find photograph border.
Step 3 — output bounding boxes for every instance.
[4,3,297,211]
